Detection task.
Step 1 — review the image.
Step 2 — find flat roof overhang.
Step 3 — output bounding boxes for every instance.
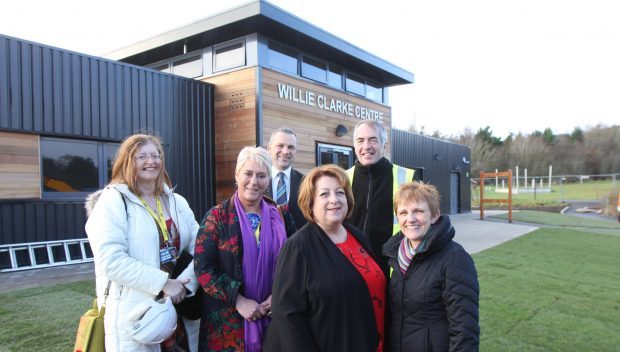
[105,0,413,86]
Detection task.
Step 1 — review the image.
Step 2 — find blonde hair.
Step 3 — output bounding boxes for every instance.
[109,134,171,195]
[393,181,441,218]
[298,164,354,222]
[235,146,272,177]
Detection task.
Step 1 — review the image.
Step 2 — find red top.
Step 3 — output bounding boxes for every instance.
[335,230,386,352]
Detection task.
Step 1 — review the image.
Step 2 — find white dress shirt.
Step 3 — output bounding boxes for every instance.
[271,166,291,203]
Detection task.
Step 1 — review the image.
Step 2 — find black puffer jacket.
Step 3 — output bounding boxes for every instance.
[382,215,479,352]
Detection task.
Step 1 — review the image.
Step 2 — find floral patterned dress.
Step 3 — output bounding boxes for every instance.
[194,196,295,352]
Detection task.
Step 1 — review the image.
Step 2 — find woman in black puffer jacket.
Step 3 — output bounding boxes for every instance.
[383,182,479,352]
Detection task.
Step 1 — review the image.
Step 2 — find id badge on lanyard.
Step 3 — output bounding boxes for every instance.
[160,217,178,265]
[141,196,178,265]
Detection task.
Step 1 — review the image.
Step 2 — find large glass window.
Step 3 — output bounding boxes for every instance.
[172,53,203,78]
[42,139,99,193]
[105,143,119,181]
[327,66,343,89]
[301,56,327,83]
[41,138,119,199]
[214,40,245,72]
[366,80,383,103]
[267,42,298,75]
[346,73,366,96]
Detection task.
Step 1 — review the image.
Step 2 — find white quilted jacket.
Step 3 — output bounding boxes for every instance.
[85,184,199,352]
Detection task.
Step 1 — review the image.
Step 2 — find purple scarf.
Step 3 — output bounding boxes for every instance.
[234,194,287,352]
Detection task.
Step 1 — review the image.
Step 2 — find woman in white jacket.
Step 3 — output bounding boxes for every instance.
[85,134,200,352]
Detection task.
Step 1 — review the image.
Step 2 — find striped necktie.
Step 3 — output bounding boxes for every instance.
[276,172,287,205]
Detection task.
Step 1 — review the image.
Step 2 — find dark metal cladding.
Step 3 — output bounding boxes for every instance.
[0,33,215,245]
[391,129,472,215]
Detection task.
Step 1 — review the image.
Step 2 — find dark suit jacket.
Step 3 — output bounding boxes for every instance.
[266,168,306,229]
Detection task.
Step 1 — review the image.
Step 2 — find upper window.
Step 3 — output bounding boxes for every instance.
[151,63,170,73]
[301,56,327,83]
[327,66,343,90]
[214,39,246,72]
[268,42,298,75]
[346,73,366,96]
[366,80,383,103]
[41,138,118,199]
[172,53,203,78]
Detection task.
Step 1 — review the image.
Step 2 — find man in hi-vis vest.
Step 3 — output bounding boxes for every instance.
[346,120,415,275]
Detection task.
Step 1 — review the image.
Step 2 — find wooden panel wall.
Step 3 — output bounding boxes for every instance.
[261,69,392,174]
[203,68,257,203]
[0,131,40,199]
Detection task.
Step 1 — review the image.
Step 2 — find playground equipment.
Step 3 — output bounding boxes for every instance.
[480,169,513,223]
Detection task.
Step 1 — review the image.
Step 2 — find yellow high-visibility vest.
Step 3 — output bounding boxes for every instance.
[346,164,415,236]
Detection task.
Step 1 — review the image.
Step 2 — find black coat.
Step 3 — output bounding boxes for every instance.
[266,168,307,229]
[263,222,380,352]
[349,157,398,275]
[383,216,479,352]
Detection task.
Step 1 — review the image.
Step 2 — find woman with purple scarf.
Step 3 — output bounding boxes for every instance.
[194,146,296,352]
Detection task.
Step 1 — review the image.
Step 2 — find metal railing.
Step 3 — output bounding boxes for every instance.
[0,238,93,272]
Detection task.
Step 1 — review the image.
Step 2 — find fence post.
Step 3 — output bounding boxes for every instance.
[508,169,513,223]
[480,172,485,220]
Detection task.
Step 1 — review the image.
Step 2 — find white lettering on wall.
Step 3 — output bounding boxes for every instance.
[276,82,383,122]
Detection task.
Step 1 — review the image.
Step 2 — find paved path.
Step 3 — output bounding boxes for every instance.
[450,210,538,254]
[0,210,538,293]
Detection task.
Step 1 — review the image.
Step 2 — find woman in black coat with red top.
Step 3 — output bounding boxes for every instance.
[264,164,386,352]
[383,182,479,352]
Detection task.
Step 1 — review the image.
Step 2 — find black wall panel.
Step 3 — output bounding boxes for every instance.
[0,34,215,245]
[392,129,471,214]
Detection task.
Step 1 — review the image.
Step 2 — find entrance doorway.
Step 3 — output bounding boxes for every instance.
[316,143,354,169]
[450,172,460,214]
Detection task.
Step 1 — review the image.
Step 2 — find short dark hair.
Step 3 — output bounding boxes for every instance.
[269,127,297,145]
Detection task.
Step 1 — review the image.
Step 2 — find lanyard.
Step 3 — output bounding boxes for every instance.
[138,196,170,242]
[254,223,261,246]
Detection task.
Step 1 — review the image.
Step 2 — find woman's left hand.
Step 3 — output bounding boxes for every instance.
[260,295,272,316]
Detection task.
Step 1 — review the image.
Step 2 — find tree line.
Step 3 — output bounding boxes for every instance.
[412,125,620,177]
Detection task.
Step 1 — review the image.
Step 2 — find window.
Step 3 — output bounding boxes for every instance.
[214,39,245,72]
[151,62,170,73]
[327,66,343,89]
[172,53,203,78]
[104,143,119,181]
[41,138,119,199]
[366,80,383,103]
[316,143,354,169]
[267,42,298,75]
[345,73,366,96]
[301,56,327,83]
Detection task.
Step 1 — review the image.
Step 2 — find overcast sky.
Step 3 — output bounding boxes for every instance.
[1,0,618,138]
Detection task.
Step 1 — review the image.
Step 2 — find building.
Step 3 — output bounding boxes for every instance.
[0,0,470,271]
[107,0,414,202]
[0,34,216,271]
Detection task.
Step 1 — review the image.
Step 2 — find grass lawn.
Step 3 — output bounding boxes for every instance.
[1,211,618,351]
[0,281,95,352]
[472,179,618,205]
[475,212,620,351]
[493,210,620,230]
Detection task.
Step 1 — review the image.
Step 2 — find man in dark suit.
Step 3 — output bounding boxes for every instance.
[266,127,306,228]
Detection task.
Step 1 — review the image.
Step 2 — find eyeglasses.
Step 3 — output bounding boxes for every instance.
[135,154,161,161]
